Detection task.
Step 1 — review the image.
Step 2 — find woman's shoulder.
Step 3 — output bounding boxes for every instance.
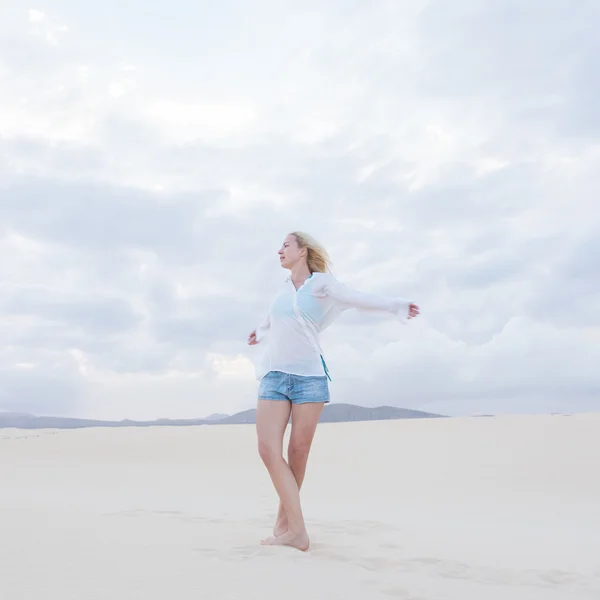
[309,271,336,295]
[310,271,333,283]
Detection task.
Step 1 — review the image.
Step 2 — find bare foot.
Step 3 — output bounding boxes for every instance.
[273,518,288,537]
[261,530,310,552]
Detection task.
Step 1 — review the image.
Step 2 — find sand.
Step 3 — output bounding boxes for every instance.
[1,413,599,600]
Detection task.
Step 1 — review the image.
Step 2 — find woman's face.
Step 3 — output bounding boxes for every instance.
[278,234,305,270]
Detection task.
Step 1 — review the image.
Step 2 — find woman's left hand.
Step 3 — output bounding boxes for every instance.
[408,303,420,319]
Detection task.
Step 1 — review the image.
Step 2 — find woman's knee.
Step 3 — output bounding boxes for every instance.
[288,441,311,465]
[258,439,280,466]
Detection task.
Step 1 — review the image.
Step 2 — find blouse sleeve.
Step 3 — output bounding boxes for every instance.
[254,312,271,342]
[317,274,413,319]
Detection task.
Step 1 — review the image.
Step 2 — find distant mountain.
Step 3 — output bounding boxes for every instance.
[0,404,443,430]
[219,409,260,425]
[319,403,440,422]
[204,413,229,421]
[0,414,206,430]
[220,404,441,425]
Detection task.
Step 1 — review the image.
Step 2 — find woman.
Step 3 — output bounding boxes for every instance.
[247,231,419,551]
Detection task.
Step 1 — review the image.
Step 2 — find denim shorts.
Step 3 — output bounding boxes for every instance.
[258,371,330,405]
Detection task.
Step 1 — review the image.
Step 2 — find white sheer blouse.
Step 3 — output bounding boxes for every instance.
[253,272,412,380]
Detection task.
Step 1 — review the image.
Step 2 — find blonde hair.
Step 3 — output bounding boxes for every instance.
[290,231,332,274]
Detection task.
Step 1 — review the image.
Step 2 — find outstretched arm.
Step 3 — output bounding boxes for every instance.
[319,275,418,319]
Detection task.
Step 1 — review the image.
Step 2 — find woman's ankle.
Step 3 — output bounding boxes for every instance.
[286,522,307,536]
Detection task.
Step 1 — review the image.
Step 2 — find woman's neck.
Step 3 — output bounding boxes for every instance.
[290,264,312,288]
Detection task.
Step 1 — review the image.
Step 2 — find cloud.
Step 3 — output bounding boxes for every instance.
[0,1,598,419]
[28,9,45,23]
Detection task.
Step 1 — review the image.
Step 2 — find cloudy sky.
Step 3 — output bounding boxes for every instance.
[1,0,598,420]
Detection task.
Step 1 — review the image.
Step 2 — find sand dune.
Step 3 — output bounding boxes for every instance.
[1,414,599,599]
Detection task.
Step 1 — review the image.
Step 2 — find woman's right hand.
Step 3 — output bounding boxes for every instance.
[408,303,420,319]
[247,330,259,345]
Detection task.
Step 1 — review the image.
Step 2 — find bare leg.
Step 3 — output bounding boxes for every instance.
[256,400,309,551]
[273,402,324,537]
